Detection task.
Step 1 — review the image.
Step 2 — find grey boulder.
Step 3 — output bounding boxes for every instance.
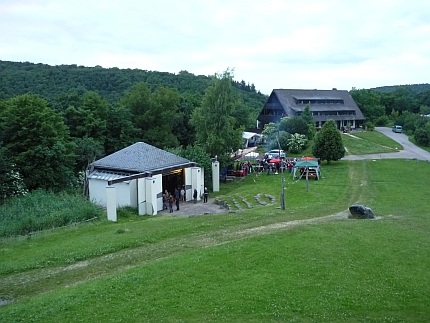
[349,204,375,219]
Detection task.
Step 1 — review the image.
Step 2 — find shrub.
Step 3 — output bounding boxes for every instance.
[375,115,389,126]
[365,121,375,131]
[0,190,103,237]
[414,124,430,146]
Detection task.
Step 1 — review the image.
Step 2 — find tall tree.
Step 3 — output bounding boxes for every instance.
[121,82,180,148]
[173,92,201,147]
[279,116,309,137]
[350,89,386,122]
[104,105,140,155]
[64,91,109,143]
[0,94,76,190]
[312,120,345,164]
[190,70,243,163]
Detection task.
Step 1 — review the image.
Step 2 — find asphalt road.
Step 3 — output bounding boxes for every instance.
[342,127,430,161]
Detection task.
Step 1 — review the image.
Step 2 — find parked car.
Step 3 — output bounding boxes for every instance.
[392,125,402,133]
[266,149,286,159]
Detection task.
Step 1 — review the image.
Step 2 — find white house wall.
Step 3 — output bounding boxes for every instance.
[89,178,107,207]
[115,182,131,207]
[89,166,204,215]
[89,178,130,208]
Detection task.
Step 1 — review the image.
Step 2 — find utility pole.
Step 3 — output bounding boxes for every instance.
[277,129,285,210]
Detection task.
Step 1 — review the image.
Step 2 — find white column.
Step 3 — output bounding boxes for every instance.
[138,178,146,215]
[145,177,157,216]
[185,167,192,201]
[200,167,205,199]
[212,161,220,192]
[153,174,163,212]
[106,186,117,222]
[129,179,137,207]
[191,167,202,201]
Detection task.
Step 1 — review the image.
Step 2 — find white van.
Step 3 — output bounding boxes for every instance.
[392,125,402,133]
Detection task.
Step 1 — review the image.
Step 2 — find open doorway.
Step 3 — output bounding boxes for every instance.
[162,169,184,196]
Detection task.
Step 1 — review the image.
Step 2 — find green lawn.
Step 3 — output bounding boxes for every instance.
[1,130,430,322]
[342,131,402,155]
[1,158,429,322]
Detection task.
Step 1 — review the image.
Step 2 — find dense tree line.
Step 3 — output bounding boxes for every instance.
[0,62,261,201]
[0,61,267,114]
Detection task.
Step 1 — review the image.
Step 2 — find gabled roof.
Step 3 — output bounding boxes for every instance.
[90,142,192,174]
[272,89,364,119]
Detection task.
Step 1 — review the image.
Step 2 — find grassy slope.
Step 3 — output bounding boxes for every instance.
[1,143,430,322]
[342,131,402,155]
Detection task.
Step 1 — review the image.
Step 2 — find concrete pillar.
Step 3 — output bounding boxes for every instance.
[153,174,163,212]
[145,177,157,215]
[212,161,220,192]
[138,178,146,215]
[191,167,202,201]
[200,167,205,199]
[106,186,117,222]
[185,167,192,201]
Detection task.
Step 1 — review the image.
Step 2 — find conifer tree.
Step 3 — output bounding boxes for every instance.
[312,120,345,163]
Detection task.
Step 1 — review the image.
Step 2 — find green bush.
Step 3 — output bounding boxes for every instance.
[365,121,375,131]
[414,125,430,146]
[375,115,389,126]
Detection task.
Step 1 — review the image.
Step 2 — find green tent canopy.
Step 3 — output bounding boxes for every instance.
[293,160,321,180]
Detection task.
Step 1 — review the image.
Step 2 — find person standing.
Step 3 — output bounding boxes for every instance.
[168,193,173,213]
[175,188,180,211]
[203,187,209,203]
[162,192,167,210]
[181,186,185,202]
[193,189,198,204]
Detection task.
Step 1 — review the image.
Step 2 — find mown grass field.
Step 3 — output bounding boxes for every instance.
[1,134,429,322]
[342,131,402,155]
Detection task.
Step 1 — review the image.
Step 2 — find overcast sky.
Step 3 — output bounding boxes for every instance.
[1,0,429,95]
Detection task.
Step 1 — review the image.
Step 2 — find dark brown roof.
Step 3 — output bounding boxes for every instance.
[272,89,365,119]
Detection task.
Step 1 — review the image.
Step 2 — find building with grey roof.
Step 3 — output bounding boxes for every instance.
[87,142,204,216]
[256,89,365,131]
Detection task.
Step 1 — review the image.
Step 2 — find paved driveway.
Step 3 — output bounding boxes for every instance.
[342,127,430,161]
[158,197,228,217]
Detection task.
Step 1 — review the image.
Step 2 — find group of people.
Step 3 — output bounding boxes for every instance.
[162,187,209,212]
[258,156,319,175]
[162,188,184,213]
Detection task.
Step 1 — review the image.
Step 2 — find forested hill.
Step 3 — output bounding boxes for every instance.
[371,83,430,93]
[0,60,267,112]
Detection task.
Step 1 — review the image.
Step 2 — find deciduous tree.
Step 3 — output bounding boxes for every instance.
[121,82,180,148]
[190,70,243,164]
[0,94,76,190]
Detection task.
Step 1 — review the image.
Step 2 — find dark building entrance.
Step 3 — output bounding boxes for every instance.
[162,169,184,196]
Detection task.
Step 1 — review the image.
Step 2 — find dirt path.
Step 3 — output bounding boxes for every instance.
[1,210,353,303]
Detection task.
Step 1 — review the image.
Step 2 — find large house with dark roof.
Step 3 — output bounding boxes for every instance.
[256,89,365,131]
[87,142,204,215]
